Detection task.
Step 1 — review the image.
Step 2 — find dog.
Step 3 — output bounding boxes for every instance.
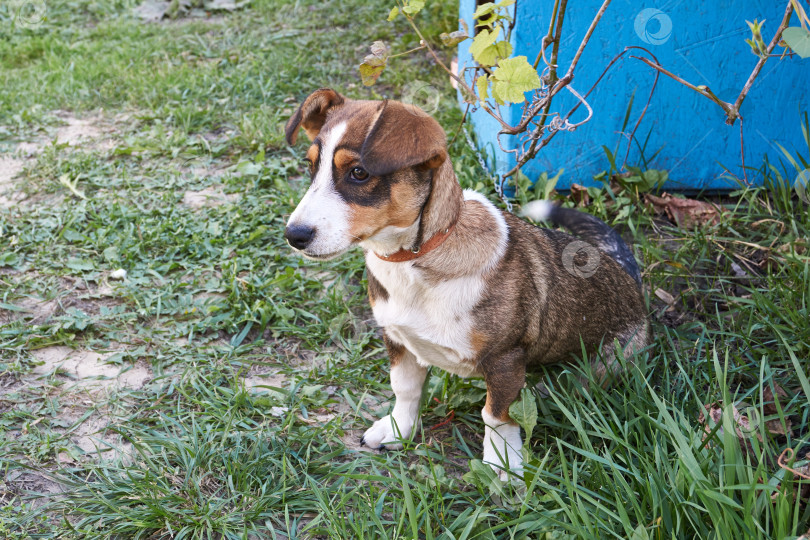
[283,88,649,479]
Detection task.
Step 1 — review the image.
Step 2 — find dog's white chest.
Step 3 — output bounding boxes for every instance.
[367,257,483,377]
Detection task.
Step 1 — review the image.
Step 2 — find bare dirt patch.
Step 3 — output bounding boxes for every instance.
[7,296,60,325]
[2,276,126,326]
[185,161,230,180]
[243,371,287,393]
[0,110,132,209]
[2,469,66,508]
[54,111,121,152]
[0,155,26,208]
[19,347,150,464]
[182,185,240,208]
[59,412,135,464]
[0,156,24,186]
[31,346,151,392]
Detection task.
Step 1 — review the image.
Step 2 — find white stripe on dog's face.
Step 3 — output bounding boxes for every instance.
[287,122,351,260]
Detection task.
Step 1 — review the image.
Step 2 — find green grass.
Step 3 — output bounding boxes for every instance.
[1,0,810,538]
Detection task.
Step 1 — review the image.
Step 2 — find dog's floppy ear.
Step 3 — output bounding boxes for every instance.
[361,100,447,177]
[285,88,346,145]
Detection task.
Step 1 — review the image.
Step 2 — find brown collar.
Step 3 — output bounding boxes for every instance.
[374,221,457,263]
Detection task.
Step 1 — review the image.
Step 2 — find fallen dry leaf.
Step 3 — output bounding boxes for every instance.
[699,391,795,449]
[699,401,749,442]
[777,237,808,256]
[762,383,793,437]
[569,183,590,207]
[763,383,789,409]
[646,192,726,228]
[654,287,676,309]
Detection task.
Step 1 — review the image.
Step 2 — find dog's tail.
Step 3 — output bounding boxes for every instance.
[523,200,641,285]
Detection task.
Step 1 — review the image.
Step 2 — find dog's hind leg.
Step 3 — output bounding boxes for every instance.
[361,339,427,450]
[481,348,526,480]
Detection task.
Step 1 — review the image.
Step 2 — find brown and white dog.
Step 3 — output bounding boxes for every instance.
[283,88,649,479]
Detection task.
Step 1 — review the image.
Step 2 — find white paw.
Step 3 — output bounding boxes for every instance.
[482,414,524,480]
[361,414,413,450]
[490,461,523,482]
[484,443,524,481]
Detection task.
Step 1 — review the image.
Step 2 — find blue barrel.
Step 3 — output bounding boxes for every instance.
[457,0,810,191]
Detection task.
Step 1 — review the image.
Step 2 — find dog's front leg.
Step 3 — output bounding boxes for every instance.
[482,349,526,480]
[361,338,426,450]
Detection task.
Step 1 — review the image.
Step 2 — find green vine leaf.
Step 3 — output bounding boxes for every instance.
[476,74,489,100]
[482,40,513,67]
[473,0,514,28]
[745,19,768,58]
[490,55,542,104]
[387,6,399,21]
[469,27,500,66]
[783,26,810,58]
[401,0,425,16]
[508,388,538,447]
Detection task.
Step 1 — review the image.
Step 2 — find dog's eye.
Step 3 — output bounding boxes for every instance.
[349,167,370,182]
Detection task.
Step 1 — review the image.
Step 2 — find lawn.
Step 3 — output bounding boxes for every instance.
[1,0,809,538]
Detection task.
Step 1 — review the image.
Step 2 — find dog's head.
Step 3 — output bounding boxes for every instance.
[283,88,455,260]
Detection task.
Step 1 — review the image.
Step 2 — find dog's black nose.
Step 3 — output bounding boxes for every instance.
[285,224,315,250]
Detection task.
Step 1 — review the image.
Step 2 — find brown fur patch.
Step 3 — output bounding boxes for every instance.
[469,213,648,376]
[305,145,319,164]
[470,330,487,356]
[285,88,345,145]
[417,198,500,280]
[334,148,359,171]
[367,268,389,307]
[484,393,518,425]
[383,331,405,367]
[419,151,446,171]
[347,180,424,241]
[360,101,447,177]
[482,349,525,422]
[305,145,319,174]
[417,160,463,250]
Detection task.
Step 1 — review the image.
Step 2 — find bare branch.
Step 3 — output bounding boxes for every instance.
[633,56,735,116]
[727,0,794,125]
[563,0,612,80]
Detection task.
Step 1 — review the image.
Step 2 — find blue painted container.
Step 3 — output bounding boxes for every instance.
[457,0,810,192]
